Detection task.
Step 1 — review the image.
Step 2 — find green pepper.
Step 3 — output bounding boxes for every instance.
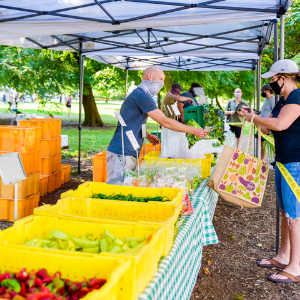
[66,238,76,251]
[1,279,21,293]
[45,230,69,240]
[113,238,124,247]
[69,236,99,248]
[100,239,109,252]
[58,239,68,250]
[109,246,122,253]
[122,240,146,255]
[125,237,146,243]
[82,247,100,253]
[128,240,138,249]
[24,238,40,247]
[104,229,116,242]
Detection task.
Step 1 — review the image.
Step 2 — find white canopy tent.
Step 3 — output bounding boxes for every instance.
[0,0,290,39]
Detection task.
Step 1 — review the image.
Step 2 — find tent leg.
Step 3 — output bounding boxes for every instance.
[78,43,85,174]
[256,56,261,158]
[280,15,285,60]
[125,68,129,99]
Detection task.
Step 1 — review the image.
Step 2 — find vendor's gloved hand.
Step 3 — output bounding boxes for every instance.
[193,128,210,138]
[146,133,160,145]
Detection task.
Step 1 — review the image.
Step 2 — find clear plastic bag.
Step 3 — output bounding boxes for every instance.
[185,139,221,159]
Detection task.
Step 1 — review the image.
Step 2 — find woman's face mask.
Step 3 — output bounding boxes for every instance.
[138,80,164,97]
[270,76,284,95]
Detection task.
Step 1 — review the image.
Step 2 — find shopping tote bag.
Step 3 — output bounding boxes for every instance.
[207,116,269,208]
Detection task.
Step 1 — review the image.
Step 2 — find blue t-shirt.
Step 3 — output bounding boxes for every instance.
[108,88,158,157]
[271,89,300,163]
[180,91,195,109]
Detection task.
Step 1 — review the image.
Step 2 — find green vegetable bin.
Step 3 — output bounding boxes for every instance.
[151,130,161,139]
[184,105,204,127]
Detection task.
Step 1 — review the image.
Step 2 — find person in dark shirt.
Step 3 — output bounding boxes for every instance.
[177,82,202,123]
[242,59,300,284]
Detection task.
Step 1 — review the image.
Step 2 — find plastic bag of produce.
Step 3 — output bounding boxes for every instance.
[185,139,221,159]
[160,127,188,159]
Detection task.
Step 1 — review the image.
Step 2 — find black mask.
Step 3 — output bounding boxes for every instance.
[190,89,196,98]
[261,92,267,98]
[270,76,284,95]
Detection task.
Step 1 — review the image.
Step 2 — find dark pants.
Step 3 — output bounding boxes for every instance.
[229,125,242,139]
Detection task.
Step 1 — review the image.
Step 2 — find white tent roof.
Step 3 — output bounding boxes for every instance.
[88,55,256,71]
[0,0,290,39]
[0,1,293,71]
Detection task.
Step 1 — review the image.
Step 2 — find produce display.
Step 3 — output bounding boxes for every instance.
[24,230,151,255]
[187,104,225,147]
[0,268,106,300]
[92,193,170,203]
[124,161,202,193]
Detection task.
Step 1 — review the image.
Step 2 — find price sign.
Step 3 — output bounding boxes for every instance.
[126,130,140,150]
[114,111,127,127]
[171,104,181,116]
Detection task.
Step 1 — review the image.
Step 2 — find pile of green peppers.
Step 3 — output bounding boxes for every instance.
[24,230,151,254]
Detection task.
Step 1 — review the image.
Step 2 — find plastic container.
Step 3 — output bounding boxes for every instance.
[39,176,48,197]
[0,172,40,199]
[0,193,40,221]
[0,215,165,300]
[144,151,214,179]
[93,151,107,182]
[34,197,181,255]
[140,143,161,155]
[0,126,41,152]
[46,174,55,193]
[0,246,131,300]
[0,150,41,175]
[183,105,204,127]
[40,136,61,157]
[53,169,62,190]
[61,164,71,184]
[40,153,62,175]
[61,182,183,206]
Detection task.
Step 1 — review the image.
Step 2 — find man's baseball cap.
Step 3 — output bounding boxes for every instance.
[261,84,273,91]
[172,83,184,91]
[262,59,299,78]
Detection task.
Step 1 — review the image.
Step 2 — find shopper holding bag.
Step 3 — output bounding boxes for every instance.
[241,59,300,283]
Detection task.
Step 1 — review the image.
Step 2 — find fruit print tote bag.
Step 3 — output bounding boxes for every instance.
[207,116,269,208]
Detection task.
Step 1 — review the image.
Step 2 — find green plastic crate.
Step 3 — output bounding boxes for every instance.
[184,105,204,127]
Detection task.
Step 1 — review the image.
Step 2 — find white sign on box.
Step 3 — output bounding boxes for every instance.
[61,135,68,147]
[114,111,127,127]
[171,104,181,116]
[126,130,140,150]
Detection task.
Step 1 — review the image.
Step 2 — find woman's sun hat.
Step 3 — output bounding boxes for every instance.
[262,59,299,78]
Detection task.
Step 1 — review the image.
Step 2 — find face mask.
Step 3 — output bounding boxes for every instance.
[138,80,164,97]
[270,76,284,95]
[261,92,267,98]
[235,92,241,98]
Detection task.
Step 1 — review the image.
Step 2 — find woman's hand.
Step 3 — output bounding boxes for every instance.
[240,107,255,122]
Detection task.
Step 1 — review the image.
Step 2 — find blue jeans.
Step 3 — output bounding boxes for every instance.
[275,162,300,220]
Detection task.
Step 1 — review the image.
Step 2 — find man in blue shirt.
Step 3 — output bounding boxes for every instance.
[107,66,210,181]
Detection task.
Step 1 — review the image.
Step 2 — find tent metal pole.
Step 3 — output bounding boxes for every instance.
[125,67,129,99]
[78,42,84,174]
[280,15,285,59]
[256,56,261,158]
[273,18,280,254]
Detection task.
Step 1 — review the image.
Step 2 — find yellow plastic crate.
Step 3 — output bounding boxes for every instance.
[0,193,40,221]
[0,172,40,199]
[0,215,165,300]
[0,246,131,300]
[34,197,180,256]
[61,182,183,206]
[144,151,214,179]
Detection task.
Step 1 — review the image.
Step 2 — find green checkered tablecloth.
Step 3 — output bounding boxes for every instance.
[138,131,236,300]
